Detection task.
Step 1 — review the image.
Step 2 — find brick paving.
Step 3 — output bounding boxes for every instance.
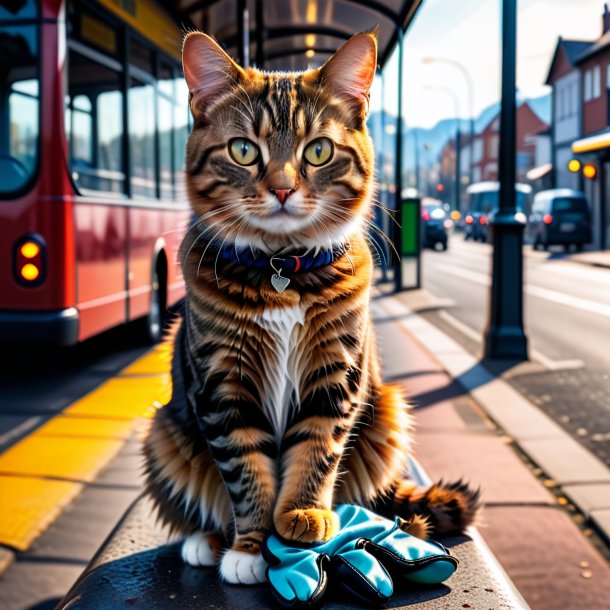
[509,368,610,468]
[374,304,610,609]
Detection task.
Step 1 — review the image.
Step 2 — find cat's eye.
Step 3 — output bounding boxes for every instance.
[303,138,333,166]
[229,138,260,166]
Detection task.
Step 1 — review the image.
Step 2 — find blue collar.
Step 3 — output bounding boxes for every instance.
[211,242,351,275]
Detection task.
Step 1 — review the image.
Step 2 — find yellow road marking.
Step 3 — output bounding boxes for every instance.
[120,345,171,376]
[0,475,83,551]
[0,436,124,482]
[0,339,173,552]
[37,416,136,440]
[64,375,170,420]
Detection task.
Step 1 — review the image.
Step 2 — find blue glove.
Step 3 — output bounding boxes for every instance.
[262,504,458,607]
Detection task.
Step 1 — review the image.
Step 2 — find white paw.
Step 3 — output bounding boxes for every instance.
[181,532,218,567]
[219,549,268,585]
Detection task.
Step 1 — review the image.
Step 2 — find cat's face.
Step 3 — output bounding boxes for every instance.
[182,32,377,252]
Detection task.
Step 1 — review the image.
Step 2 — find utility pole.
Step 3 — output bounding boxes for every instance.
[483,0,528,360]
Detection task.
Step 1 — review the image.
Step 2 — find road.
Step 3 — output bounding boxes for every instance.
[421,235,610,467]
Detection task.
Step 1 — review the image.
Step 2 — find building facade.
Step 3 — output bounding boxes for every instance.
[545,37,592,190]
[471,103,549,186]
[571,7,610,250]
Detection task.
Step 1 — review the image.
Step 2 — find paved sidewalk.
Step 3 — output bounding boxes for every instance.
[373,294,610,610]
[567,249,610,269]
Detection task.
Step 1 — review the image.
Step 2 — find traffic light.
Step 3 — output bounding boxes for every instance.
[567,159,581,173]
[583,163,597,180]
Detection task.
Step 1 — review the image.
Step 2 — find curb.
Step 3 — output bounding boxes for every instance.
[378,294,610,546]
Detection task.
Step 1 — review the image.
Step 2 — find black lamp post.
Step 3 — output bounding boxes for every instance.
[483,0,528,360]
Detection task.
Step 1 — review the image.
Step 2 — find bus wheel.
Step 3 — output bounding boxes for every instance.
[139,253,167,344]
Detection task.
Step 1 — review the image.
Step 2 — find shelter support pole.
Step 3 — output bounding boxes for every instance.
[483,0,528,360]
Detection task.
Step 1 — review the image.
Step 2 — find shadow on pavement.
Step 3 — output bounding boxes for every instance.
[407,359,520,409]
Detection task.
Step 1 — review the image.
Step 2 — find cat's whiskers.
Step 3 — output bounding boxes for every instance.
[196,220,236,277]
[320,200,397,257]
[316,203,393,267]
[182,207,239,273]
[213,216,247,287]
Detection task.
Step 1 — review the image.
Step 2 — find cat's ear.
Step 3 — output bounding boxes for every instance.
[318,32,377,107]
[182,32,243,122]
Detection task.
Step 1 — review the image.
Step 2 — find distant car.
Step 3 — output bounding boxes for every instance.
[463,182,532,242]
[422,203,449,250]
[529,189,592,251]
[463,211,488,242]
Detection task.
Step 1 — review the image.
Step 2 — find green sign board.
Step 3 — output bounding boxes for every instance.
[401,198,421,256]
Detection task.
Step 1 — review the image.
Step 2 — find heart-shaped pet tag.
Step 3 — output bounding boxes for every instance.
[271,273,290,293]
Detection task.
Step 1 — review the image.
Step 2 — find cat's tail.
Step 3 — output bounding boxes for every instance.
[374,479,481,539]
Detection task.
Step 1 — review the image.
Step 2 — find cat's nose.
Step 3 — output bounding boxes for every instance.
[270,188,295,205]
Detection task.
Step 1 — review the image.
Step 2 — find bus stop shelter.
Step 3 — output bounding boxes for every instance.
[163,0,527,361]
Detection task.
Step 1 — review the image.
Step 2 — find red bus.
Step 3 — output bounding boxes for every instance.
[0,0,190,345]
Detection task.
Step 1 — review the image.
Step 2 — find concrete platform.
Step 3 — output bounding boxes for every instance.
[374,293,610,609]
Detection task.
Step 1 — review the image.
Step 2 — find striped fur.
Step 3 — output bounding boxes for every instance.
[143,32,479,581]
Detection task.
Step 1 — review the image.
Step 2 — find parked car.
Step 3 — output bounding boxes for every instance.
[463,182,532,242]
[528,189,592,251]
[422,201,450,250]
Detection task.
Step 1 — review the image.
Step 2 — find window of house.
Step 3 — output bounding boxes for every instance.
[593,65,601,99]
[488,135,499,159]
[556,88,563,120]
[584,69,592,102]
[571,80,578,115]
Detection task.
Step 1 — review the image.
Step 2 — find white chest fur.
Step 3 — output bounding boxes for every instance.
[253,305,305,442]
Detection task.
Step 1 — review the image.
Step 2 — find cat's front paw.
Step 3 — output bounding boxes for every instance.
[274,508,339,543]
[181,531,222,567]
[219,549,268,585]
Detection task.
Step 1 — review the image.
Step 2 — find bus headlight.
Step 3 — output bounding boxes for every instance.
[15,235,46,287]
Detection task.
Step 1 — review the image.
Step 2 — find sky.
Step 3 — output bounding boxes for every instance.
[370,0,609,128]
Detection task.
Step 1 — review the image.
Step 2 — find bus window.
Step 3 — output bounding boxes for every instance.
[159,63,174,200]
[0,0,37,20]
[66,51,125,194]
[96,89,124,192]
[0,24,39,196]
[129,78,156,199]
[174,77,190,201]
[71,95,93,164]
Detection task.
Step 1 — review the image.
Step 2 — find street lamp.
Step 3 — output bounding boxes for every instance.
[424,85,461,211]
[422,57,475,187]
[484,0,528,360]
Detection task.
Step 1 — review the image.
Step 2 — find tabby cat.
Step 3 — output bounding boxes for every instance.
[143,31,479,585]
